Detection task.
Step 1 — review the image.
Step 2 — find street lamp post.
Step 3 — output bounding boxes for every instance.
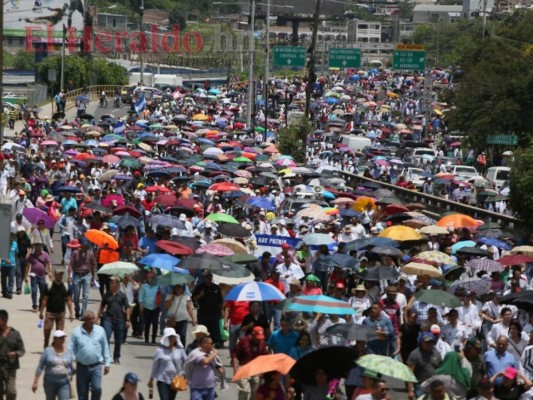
[140,0,145,85]
[246,0,256,129]
[263,0,270,141]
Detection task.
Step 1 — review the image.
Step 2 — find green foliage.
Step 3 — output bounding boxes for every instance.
[2,51,15,68]
[398,1,414,20]
[510,147,533,226]
[277,117,312,163]
[14,50,35,70]
[37,56,127,87]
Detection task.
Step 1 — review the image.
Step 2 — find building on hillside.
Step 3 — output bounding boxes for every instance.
[413,5,463,23]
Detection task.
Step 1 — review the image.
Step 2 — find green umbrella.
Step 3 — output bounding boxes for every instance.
[98,261,139,277]
[119,158,142,169]
[149,123,163,129]
[477,222,501,230]
[357,355,417,382]
[255,126,265,133]
[234,157,252,163]
[224,254,258,264]
[212,264,255,285]
[153,272,194,286]
[205,213,239,224]
[415,289,462,309]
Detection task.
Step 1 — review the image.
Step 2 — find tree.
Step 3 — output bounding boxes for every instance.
[510,147,533,226]
[277,118,312,163]
[13,50,35,70]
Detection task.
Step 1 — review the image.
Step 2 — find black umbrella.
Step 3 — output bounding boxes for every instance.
[325,323,379,342]
[358,266,400,281]
[361,182,381,190]
[111,214,141,228]
[150,214,185,229]
[78,113,94,120]
[58,186,82,193]
[289,346,358,385]
[456,247,488,257]
[169,237,201,251]
[178,254,233,271]
[500,291,533,312]
[217,223,251,238]
[84,203,112,213]
[370,246,403,257]
[52,111,65,120]
[323,253,358,270]
[166,207,195,219]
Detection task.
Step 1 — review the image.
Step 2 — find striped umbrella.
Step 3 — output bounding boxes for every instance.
[284,295,354,315]
[467,258,504,272]
[224,282,286,302]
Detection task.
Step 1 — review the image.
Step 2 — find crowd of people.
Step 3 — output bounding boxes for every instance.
[0,67,526,400]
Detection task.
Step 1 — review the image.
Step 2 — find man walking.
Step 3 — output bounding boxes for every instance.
[68,310,111,400]
[0,310,25,400]
[185,336,224,400]
[96,276,130,364]
[68,237,97,319]
[39,268,74,348]
[192,272,223,347]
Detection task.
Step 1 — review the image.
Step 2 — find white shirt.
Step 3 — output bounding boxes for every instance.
[457,303,482,335]
[338,233,356,243]
[352,224,367,239]
[276,262,304,293]
[441,321,468,349]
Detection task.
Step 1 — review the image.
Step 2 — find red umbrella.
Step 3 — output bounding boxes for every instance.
[383,204,410,216]
[209,182,241,192]
[498,255,533,266]
[74,153,97,161]
[175,198,198,209]
[156,240,194,256]
[146,185,171,193]
[154,194,178,207]
[112,205,142,218]
[101,194,125,208]
[129,150,142,158]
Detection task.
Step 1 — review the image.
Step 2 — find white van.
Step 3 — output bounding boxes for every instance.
[412,148,437,163]
[340,135,372,152]
[485,166,510,190]
[446,165,479,180]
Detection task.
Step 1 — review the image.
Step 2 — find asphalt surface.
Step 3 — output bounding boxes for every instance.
[6,99,409,399]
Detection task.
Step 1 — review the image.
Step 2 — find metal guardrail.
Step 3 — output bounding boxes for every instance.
[64,85,122,112]
[339,171,518,228]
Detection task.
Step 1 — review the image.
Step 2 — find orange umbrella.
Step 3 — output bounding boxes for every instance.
[436,213,482,228]
[84,229,118,250]
[232,354,296,382]
[353,196,376,212]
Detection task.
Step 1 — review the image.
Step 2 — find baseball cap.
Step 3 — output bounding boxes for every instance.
[281,243,292,250]
[53,330,67,338]
[430,324,441,335]
[252,326,265,340]
[421,332,436,342]
[124,372,140,384]
[503,367,518,380]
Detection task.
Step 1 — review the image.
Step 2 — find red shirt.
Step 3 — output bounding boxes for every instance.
[225,301,250,326]
[231,335,267,365]
[141,199,155,212]
[264,278,284,304]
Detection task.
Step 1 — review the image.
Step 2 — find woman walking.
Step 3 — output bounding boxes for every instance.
[164,284,196,346]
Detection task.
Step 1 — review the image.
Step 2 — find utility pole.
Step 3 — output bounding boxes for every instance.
[140,0,145,85]
[263,0,270,141]
[0,0,4,144]
[304,0,322,118]
[61,25,67,92]
[482,0,488,39]
[246,0,256,129]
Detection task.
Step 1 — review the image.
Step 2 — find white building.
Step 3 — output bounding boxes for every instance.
[347,20,382,43]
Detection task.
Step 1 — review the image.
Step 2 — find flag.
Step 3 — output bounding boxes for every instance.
[134,94,146,114]
[113,121,125,135]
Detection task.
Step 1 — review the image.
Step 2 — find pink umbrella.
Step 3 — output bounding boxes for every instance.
[102,154,120,164]
[275,159,296,167]
[115,151,131,158]
[234,170,252,178]
[375,159,390,167]
[101,194,125,208]
[41,140,58,146]
[196,243,235,257]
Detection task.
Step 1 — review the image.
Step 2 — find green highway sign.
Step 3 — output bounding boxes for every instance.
[328,48,361,69]
[486,134,518,145]
[272,46,306,67]
[393,44,426,70]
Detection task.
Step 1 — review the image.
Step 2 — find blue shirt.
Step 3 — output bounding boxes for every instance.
[1,241,17,267]
[267,329,299,355]
[60,198,78,214]
[362,317,396,356]
[484,349,518,386]
[68,324,111,367]
[36,347,75,382]
[139,283,160,310]
[139,236,157,255]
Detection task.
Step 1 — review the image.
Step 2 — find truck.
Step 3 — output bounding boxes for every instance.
[339,135,372,152]
[153,74,184,90]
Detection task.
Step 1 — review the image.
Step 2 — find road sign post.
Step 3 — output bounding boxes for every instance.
[272,46,306,67]
[328,48,361,69]
[393,44,426,70]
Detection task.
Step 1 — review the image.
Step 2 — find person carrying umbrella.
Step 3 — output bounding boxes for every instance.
[191,272,223,347]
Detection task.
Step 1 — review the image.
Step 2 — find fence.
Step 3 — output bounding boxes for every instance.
[64,85,122,111]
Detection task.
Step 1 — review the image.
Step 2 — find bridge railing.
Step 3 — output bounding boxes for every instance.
[338,171,518,228]
[64,85,122,112]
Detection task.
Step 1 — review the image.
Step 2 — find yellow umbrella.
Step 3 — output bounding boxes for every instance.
[278,168,293,175]
[211,238,249,255]
[192,113,209,121]
[137,142,153,152]
[353,196,376,212]
[511,246,533,256]
[433,109,443,116]
[378,226,422,241]
[402,262,442,278]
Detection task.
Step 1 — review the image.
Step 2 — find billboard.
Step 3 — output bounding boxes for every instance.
[4,0,85,33]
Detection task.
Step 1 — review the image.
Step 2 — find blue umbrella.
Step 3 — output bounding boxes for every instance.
[477,237,511,251]
[451,240,477,254]
[340,209,360,218]
[247,197,275,210]
[208,88,221,95]
[198,138,215,145]
[139,253,180,271]
[223,190,246,198]
[325,97,339,105]
[321,190,336,200]
[225,281,285,302]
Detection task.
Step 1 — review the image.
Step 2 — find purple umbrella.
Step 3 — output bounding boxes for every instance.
[22,208,56,230]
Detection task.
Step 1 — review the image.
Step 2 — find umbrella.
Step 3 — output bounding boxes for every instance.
[155,240,195,256]
[478,222,502,231]
[373,189,395,199]
[232,354,296,382]
[419,225,449,235]
[500,291,533,312]
[153,272,195,286]
[212,264,255,285]
[358,266,400,281]
[378,226,422,241]
[205,213,239,224]
[415,289,462,308]
[150,215,184,230]
[511,246,533,257]
[456,247,488,257]
[196,243,235,257]
[178,254,233,271]
[98,262,139,277]
[84,230,118,250]
[284,295,354,315]
[112,214,141,228]
[325,323,379,342]
[209,182,241,192]
[139,253,180,271]
[217,223,251,238]
[84,203,112,213]
[353,196,376,212]
[413,251,455,266]
[498,255,533,266]
[224,254,258,264]
[99,169,120,182]
[301,233,336,246]
[289,346,358,385]
[112,205,142,219]
[101,194,125,208]
[370,246,403,257]
[467,258,504,272]
[383,204,410,216]
[436,214,482,229]
[296,206,331,222]
[322,253,358,270]
[58,186,82,193]
[356,354,417,383]
[210,238,249,255]
[477,237,511,251]
[451,241,477,254]
[401,262,442,278]
[21,208,56,230]
[224,281,285,302]
[247,197,275,211]
[448,278,492,296]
